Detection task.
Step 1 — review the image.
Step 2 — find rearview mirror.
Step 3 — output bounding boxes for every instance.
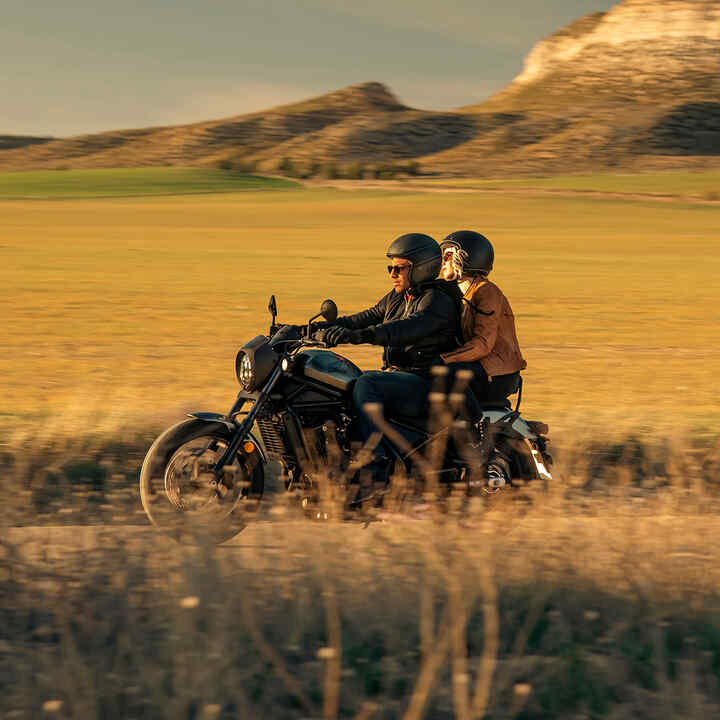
[320,299,338,323]
[268,294,277,319]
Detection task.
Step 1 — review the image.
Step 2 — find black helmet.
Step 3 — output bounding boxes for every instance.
[440,230,494,276]
[386,233,441,285]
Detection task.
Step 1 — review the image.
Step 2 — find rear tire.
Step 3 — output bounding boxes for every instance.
[140,419,264,545]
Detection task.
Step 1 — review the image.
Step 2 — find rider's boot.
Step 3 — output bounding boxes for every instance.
[346,464,389,513]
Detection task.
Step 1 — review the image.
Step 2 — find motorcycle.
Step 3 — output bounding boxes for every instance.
[139,295,553,543]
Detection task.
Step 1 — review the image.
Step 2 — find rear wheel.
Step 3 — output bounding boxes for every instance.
[140,419,264,544]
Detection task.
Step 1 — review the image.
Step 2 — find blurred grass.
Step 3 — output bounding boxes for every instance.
[3,484,720,719]
[0,167,299,198]
[1,182,719,435]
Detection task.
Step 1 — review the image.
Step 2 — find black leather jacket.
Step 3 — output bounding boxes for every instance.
[336,280,462,375]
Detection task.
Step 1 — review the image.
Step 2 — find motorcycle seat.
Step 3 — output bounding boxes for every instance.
[480,399,512,410]
[390,398,511,430]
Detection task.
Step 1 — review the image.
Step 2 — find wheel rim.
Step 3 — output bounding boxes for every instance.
[163,437,243,519]
[483,453,512,495]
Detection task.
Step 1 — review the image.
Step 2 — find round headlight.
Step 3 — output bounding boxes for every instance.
[281,357,289,372]
[238,353,254,389]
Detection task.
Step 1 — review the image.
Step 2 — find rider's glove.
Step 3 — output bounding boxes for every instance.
[348,328,374,345]
[310,320,336,332]
[324,326,351,347]
[325,326,373,347]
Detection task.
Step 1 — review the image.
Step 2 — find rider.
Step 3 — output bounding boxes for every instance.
[439,230,526,415]
[321,233,462,490]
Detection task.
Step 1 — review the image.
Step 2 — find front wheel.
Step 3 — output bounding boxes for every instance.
[139,419,264,544]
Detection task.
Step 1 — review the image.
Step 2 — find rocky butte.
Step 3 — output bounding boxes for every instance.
[512,0,720,98]
[427,0,720,174]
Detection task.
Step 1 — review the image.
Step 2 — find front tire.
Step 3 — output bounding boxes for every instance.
[140,419,264,545]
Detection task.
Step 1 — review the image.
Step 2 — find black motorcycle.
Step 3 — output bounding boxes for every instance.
[140,296,553,543]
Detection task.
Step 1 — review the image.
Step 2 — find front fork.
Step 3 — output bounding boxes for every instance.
[212,361,284,482]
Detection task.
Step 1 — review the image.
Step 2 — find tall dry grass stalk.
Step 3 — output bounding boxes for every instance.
[3,391,720,718]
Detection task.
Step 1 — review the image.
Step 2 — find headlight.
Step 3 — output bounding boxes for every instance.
[238,353,254,389]
[235,335,276,391]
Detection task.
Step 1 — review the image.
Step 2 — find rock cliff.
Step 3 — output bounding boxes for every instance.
[501,0,720,104]
[441,0,720,173]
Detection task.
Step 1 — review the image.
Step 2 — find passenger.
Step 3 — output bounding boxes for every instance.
[439,230,526,418]
[321,233,462,492]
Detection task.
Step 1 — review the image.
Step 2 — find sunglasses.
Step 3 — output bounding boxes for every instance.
[387,264,412,276]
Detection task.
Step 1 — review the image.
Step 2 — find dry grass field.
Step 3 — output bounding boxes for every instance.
[2,173,720,719]
[2,179,719,436]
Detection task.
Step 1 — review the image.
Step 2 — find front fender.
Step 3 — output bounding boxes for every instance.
[188,411,235,430]
[187,412,268,464]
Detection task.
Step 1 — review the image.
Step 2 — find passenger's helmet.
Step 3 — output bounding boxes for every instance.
[386,233,441,285]
[441,230,494,276]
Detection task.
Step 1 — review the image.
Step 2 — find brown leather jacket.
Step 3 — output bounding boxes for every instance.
[440,277,526,378]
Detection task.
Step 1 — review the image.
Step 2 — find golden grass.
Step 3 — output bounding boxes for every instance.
[3,186,719,437]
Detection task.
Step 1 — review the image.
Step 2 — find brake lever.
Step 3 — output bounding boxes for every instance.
[301,340,330,348]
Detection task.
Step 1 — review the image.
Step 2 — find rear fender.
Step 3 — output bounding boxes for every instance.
[483,411,552,481]
[482,411,537,440]
[187,412,268,464]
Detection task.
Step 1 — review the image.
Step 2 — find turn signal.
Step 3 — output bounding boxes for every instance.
[243,441,256,454]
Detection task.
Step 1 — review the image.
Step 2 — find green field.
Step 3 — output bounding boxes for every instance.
[0,167,299,199]
[418,170,720,198]
[2,174,719,436]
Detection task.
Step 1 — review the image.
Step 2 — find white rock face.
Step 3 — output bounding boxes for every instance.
[515,0,720,87]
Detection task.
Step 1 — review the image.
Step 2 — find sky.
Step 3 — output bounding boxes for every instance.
[2,0,616,137]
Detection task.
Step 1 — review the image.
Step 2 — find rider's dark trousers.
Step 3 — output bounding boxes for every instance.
[441,362,521,420]
[352,370,431,485]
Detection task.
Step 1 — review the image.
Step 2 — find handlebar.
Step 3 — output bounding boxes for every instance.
[269,323,332,350]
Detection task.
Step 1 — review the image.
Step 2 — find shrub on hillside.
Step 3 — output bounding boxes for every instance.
[307,160,323,178]
[369,162,423,179]
[277,157,297,176]
[217,158,258,173]
[405,161,422,176]
[345,163,365,180]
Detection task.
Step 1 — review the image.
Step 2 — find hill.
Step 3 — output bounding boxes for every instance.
[0,135,54,151]
[1,0,719,176]
[0,81,485,175]
[0,82,409,172]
